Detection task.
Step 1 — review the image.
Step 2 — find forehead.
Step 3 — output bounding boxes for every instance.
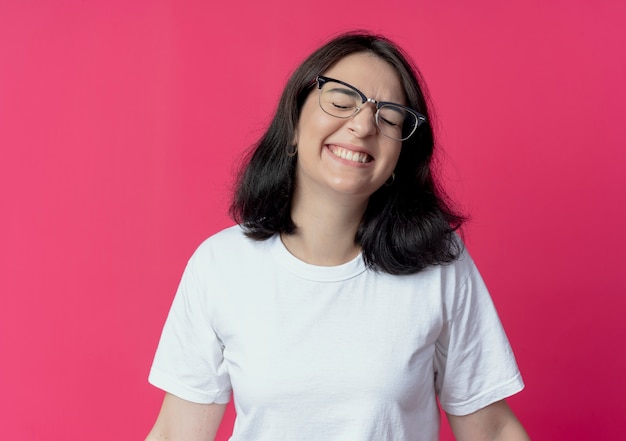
[322,52,405,104]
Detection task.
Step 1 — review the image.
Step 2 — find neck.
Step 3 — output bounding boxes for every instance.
[282,188,368,267]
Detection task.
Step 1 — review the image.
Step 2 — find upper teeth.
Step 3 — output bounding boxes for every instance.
[331,146,370,163]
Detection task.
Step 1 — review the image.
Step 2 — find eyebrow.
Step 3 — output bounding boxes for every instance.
[327,85,362,99]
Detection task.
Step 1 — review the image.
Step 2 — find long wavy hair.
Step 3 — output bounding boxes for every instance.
[230,32,465,275]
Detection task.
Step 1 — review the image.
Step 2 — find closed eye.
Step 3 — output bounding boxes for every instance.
[325,87,360,109]
[379,116,400,126]
[378,105,406,127]
[332,102,355,110]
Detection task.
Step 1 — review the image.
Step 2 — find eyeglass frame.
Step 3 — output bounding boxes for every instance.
[314,75,427,141]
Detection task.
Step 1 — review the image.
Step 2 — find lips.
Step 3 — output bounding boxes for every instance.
[328,145,373,163]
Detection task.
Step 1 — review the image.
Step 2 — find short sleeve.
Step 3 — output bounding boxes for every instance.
[434,252,524,416]
[148,250,232,404]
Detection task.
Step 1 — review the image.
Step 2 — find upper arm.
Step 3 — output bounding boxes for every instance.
[145,393,226,441]
[446,399,530,441]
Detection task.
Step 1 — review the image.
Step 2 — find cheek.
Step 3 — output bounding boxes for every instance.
[383,143,403,169]
[296,98,343,144]
[300,119,340,143]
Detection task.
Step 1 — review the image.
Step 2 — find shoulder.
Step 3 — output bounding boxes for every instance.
[188,224,275,271]
[198,224,248,248]
[433,237,477,291]
[193,225,259,256]
[175,225,277,308]
[428,239,491,317]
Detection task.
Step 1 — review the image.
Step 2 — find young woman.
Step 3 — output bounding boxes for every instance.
[145,32,529,441]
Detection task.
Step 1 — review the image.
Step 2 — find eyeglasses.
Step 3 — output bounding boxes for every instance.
[315,75,426,141]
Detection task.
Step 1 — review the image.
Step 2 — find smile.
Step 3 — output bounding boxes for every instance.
[328,145,373,163]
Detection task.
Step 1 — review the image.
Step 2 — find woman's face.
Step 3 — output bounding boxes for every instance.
[294,52,405,204]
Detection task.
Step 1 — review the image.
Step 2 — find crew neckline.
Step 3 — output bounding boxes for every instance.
[269,234,367,282]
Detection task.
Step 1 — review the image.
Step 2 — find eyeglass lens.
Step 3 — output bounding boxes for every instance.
[318,80,418,141]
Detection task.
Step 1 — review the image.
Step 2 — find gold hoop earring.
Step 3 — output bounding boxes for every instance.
[385,172,395,186]
[286,144,298,157]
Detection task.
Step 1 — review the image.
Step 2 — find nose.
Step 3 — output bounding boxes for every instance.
[347,103,378,138]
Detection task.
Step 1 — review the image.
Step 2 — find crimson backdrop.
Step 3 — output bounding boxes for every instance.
[1,1,625,440]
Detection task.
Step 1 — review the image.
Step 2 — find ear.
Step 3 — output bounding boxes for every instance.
[291,129,298,146]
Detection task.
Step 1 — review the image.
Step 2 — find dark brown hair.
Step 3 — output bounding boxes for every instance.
[230,31,465,274]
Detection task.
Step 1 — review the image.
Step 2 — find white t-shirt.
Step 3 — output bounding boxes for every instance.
[149,225,523,441]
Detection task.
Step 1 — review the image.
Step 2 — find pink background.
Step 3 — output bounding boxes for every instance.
[1,1,625,440]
